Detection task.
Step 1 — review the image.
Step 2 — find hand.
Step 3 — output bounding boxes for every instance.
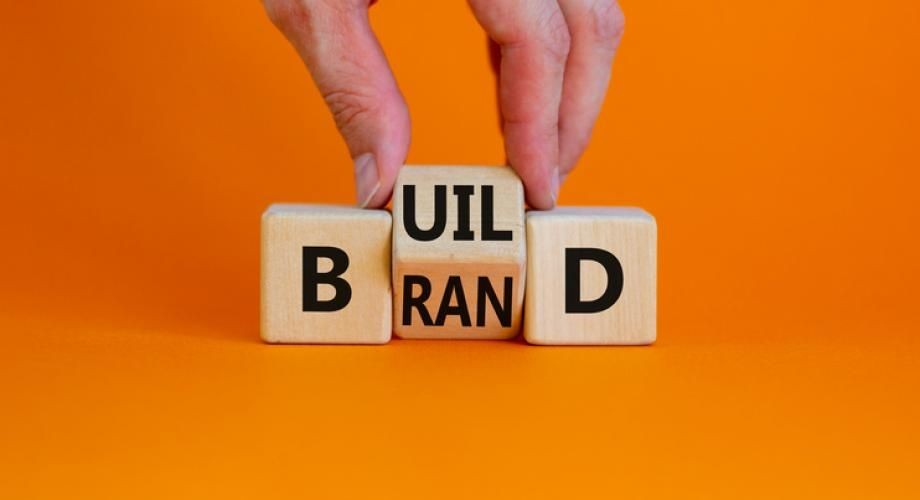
[263,0,624,209]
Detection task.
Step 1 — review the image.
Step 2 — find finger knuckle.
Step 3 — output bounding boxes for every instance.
[539,6,572,63]
[588,0,625,46]
[262,0,308,31]
[322,87,381,134]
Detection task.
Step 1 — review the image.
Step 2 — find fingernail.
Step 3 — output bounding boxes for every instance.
[550,166,561,206]
[354,153,380,208]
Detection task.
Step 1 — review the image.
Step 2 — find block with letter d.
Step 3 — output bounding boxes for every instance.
[261,204,392,344]
[524,207,657,345]
[392,166,526,339]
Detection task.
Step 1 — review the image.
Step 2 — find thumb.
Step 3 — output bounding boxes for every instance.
[265,0,410,207]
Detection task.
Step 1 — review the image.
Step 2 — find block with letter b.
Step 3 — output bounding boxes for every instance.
[524,207,657,345]
[392,166,526,339]
[261,204,392,344]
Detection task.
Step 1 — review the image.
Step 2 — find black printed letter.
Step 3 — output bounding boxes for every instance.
[435,276,472,327]
[453,185,475,240]
[476,276,512,327]
[403,184,447,241]
[302,246,351,312]
[565,248,624,313]
[481,185,512,241]
[402,275,434,326]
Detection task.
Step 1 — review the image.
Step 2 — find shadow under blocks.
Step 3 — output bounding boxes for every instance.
[261,165,656,345]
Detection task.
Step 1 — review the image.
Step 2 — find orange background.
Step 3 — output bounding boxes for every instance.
[2,0,919,497]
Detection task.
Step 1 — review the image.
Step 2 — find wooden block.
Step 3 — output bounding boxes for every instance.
[392,166,526,339]
[261,204,392,344]
[524,207,657,345]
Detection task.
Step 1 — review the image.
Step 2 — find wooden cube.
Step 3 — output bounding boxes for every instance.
[524,207,657,345]
[261,204,392,344]
[392,166,526,339]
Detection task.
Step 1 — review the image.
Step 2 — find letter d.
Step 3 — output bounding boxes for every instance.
[565,248,624,314]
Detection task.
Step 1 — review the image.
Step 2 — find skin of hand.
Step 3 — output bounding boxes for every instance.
[262,0,624,209]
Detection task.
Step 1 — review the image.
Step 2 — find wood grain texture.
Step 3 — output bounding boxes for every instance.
[525,207,657,345]
[261,204,392,344]
[392,166,526,339]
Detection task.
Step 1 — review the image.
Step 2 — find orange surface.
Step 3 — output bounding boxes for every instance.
[2,1,919,497]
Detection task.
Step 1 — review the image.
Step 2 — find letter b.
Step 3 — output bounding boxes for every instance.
[302,246,352,312]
